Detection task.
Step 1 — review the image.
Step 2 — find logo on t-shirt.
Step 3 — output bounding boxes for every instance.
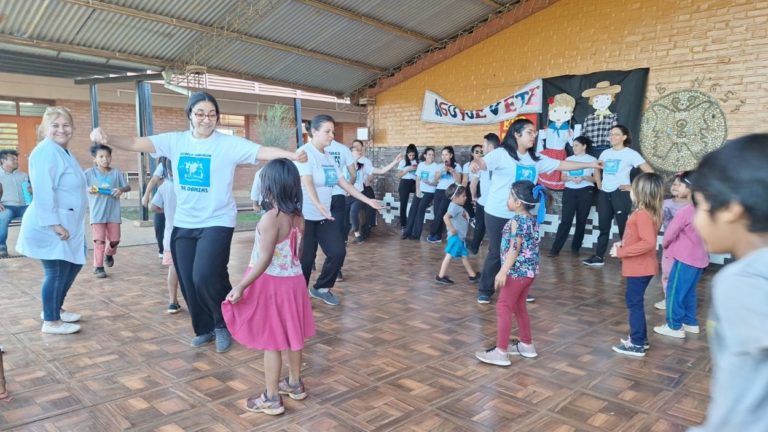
[322,165,339,187]
[604,159,620,175]
[516,165,537,182]
[327,151,342,168]
[569,169,584,176]
[420,171,429,181]
[178,154,211,193]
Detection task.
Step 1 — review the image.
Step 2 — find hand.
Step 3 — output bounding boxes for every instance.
[142,193,151,207]
[394,153,403,163]
[320,207,335,221]
[294,150,308,163]
[367,199,383,210]
[90,127,108,144]
[449,228,457,236]
[111,189,123,198]
[408,165,417,171]
[470,161,480,173]
[88,185,98,194]
[618,184,632,191]
[416,191,423,198]
[494,271,507,290]
[52,224,69,240]
[0,203,5,212]
[226,287,244,304]
[253,204,262,213]
[572,176,583,184]
[609,241,622,257]
[593,160,605,169]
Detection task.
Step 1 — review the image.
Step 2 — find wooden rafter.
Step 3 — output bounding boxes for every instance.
[297,0,437,45]
[0,34,345,96]
[61,0,384,73]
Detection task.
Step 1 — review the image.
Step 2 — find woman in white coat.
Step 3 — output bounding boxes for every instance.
[17,107,88,334]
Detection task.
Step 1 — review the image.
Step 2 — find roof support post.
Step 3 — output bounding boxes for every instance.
[135,80,154,222]
[294,97,303,148]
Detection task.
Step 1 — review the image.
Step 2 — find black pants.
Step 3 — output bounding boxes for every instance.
[153,211,165,254]
[595,189,632,257]
[362,185,377,233]
[469,203,486,253]
[429,189,450,238]
[171,226,234,336]
[550,187,594,254]
[301,219,346,290]
[478,213,508,297]
[463,187,476,219]
[398,179,416,227]
[331,194,348,239]
[403,192,434,239]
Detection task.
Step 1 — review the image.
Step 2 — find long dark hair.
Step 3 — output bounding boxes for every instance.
[612,125,632,148]
[185,91,220,122]
[259,159,303,217]
[442,146,457,168]
[500,118,540,161]
[405,143,419,165]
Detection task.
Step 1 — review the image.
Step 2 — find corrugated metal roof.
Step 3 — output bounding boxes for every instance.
[0,0,525,95]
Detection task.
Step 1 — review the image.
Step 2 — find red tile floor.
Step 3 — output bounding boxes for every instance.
[0,230,713,431]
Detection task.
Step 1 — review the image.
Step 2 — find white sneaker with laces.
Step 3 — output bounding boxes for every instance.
[41,322,81,334]
[653,324,685,338]
[654,300,666,310]
[683,324,700,334]
[475,347,511,366]
[508,341,538,358]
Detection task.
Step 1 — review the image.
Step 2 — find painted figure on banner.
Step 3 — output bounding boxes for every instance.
[538,93,575,190]
[581,81,621,158]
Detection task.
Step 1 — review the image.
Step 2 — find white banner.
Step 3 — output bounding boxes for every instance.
[421,79,543,125]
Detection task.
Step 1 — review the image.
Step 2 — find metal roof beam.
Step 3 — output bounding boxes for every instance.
[297,0,437,45]
[60,0,384,73]
[0,34,345,96]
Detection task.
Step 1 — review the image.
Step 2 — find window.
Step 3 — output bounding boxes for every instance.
[0,97,53,116]
[0,123,19,151]
[217,114,246,137]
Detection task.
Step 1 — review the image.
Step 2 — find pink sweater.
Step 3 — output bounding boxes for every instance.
[662,204,709,269]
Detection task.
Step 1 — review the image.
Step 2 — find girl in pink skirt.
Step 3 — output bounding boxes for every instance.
[222,159,315,416]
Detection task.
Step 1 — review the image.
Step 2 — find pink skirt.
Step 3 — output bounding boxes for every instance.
[221,271,315,351]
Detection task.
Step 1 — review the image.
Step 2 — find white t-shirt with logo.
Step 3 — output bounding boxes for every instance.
[326,140,355,196]
[436,163,462,190]
[295,143,343,221]
[564,154,597,189]
[599,147,646,193]
[150,131,260,228]
[476,169,491,207]
[482,148,560,219]
[398,159,418,181]
[353,158,373,192]
[416,162,441,194]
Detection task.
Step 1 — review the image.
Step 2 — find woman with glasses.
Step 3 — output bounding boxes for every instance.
[471,119,602,304]
[90,91,306,354]
[462,144,484,220]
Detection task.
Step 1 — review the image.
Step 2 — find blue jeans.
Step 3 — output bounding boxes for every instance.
[626,275,653,347]
[666,260,703,330]
[0,205,27,248]
[41,259,83,321]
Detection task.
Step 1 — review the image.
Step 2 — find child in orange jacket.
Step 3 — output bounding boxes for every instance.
[609,172,664,357]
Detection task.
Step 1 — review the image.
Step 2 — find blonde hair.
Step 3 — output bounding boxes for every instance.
[37,106,74,140]
[631,172,664,227]
[550,93,576,111]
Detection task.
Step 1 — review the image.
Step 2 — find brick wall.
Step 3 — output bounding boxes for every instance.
[370,0,768,148]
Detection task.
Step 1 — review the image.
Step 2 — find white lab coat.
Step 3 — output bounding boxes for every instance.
[16,139,88,264]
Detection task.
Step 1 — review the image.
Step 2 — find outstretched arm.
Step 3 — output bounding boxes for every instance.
[372,153,402,175]
[90,127,155,153]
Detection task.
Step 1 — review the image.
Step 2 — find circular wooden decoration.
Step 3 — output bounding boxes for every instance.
[640,89,727,171]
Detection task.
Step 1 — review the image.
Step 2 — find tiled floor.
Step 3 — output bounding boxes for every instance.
[0,230,713,431]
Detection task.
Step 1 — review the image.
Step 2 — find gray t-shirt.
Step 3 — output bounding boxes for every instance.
[690,247,768,432]
[446,202,469,240]
[0,169,29,206]
[84,167,127,224]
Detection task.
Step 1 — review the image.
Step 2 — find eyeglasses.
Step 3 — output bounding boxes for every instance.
[473,151,483,154]
[193,112,218,121]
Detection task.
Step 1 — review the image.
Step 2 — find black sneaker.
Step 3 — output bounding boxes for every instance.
[526,295,535,303]
[105,255,114,267]
[468,272,481,283]
[94,267,107,278]
[435,275,455,284]
[546,251,558,258]
[582,255,604,266]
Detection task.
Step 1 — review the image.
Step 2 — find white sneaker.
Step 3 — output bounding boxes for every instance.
[683,324,700,334]
[475,347,511,366]
[41,322,81,334]
[508,341,538,358]
[654,300,666,310]
[653,324,685,339]
[40,310,81,323]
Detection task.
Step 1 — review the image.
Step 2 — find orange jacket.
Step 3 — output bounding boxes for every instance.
[616,209,659,277]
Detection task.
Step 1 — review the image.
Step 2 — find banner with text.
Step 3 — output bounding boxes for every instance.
[421,79,542,125]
